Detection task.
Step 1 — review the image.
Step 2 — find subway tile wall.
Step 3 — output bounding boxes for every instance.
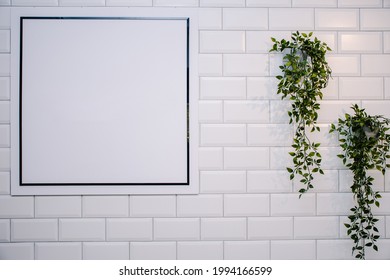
[0,1,390,260]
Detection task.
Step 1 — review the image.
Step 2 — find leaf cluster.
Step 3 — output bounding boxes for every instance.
[330,104,390,259]
[270,31,332,196]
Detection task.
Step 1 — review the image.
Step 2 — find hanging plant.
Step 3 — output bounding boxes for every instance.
[270,31,332,196]
[330,104,390,259]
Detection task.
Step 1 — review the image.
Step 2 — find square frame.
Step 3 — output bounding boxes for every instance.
[11,8,198,195]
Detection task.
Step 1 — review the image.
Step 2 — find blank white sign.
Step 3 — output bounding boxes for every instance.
[11,8,198,195]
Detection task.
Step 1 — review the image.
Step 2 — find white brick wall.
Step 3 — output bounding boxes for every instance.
[1,1,390,260]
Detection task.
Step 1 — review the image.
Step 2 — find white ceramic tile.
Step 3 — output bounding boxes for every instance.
[0,77,10,100]
[198,8,222,29]
[200,77,246,99]
[248,124,293,146]
[83,196,128,217]
[12,0,58,6]
[386,78,390,99]
[292,0,336,7]
[0,125,9,147]
[317,240,354,259]
[0,243,34,260]
[294,217,339,239]
[362,55,390,76]
[0,30,9,53]
[300,124,339,147]
[269,147,294,170]
[200,0,244,7]
[0,0,10,5]
[0,148,9,171]
[271,240,316,260]
[177,241,223,259]
[339,77,383,99]
[130,196,176,217]
[385,0,390,7]
[106,218,152,241]
[269,53,284,76]
[177,194,223,217]
[246,0,290,7]
[12,219,58,242]
[201,218,246,240]
[362,100,390,118]
[0,219,9,242]
[200,124,246,146]
[385,33,390,53]
[59,0,105,6]
[339,32,382,53]
[59,218,105,241]
[0,172,9,194]
[224,100,269,123]
[318,147,345,170]
[223,54,268,76]
[35,243,82,260]
[322,77,339,99]
[270,100,292,124]
[361,9,390,30]
[327,55,360,76]
[247,77,279,100]
[224,241,270,260]
[106,0,152,6]
[312,31,337,52]
[35,196,81,218]
[223,8,268,30]
[153,0,198,6]
[387,216,390,238]
[200,31,245,53]
[338,0,382,7]
[130,242,176,260]
[199,101,223,123]
[317,193,354,215]
[271,194,316,216]
[248,217,293,240]
[0,101,9,123]
[198,147,223,170]
[0,196,34,218]
[83,242,129,260]
[224,194,269,216]
[154,218,200,241]
[269,8,314,30]
[0,8,10,29]
[200,171,246,193]
[199,54,222,76]
[372,193,390,215]
[247,170,292,193]
[246,31,291,53]
[224,147,269,170]
[315,9,359,30]
[318,100,357,123]
[294,169,338,193]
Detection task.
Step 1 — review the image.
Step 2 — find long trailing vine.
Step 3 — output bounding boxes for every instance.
[330,104,390,259]
[270,31,332,196]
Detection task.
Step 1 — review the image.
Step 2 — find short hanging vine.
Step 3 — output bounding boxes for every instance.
[270,32,332,196]
[330,105,390,259]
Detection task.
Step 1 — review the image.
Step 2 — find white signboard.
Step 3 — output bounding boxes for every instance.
[11,8,198,195]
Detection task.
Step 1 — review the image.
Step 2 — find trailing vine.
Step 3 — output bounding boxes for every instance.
[330,104,390,259]
[270,31,332,196]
